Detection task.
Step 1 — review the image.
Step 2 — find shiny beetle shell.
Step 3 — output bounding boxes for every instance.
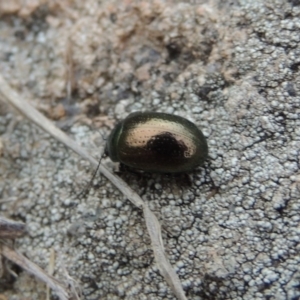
[105,112,208,173]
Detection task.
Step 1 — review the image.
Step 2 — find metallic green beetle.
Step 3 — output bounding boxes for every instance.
[105,112,208,173]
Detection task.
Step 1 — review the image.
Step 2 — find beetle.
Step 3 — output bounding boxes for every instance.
[105,112,208,173]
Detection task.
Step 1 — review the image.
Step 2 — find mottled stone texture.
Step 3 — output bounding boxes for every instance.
[0,0,299,299]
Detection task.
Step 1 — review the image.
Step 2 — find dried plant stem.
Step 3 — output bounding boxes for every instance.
[0,216,26,239]
[2,245,69,300]
[46,249,56,300]
[0,75,187,300]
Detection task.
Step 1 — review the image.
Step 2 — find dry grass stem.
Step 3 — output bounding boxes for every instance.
[0,216,26,239]
[2,245,69,300]
[46,249,56,300]
[144,206,188,300]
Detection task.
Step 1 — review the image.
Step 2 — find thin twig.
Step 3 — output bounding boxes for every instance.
[2,245,69,300]
[144,206,187,300]
[46,248,56,300]
[0,216,26,239]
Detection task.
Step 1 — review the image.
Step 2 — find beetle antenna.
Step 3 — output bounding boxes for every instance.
[98,129,107,141]
[78,129,109,198]
[76,147,105,199]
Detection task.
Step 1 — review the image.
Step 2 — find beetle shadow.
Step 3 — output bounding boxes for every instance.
[118,163,191,185]
[74,154,218,205]
[114,162,216,199]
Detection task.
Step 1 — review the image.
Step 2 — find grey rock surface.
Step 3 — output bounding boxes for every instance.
[0,0,299,299]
